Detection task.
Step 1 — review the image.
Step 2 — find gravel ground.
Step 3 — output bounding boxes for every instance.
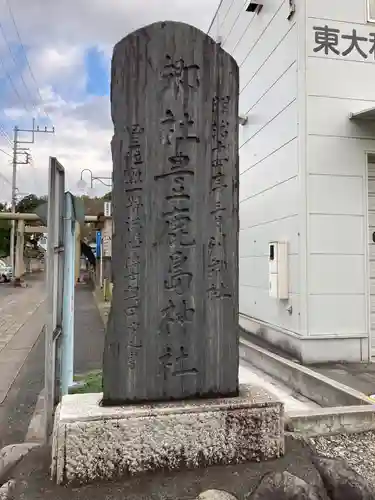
[309,431,375,486]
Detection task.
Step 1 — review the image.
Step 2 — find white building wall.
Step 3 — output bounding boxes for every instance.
[209,0,304,339]
[305,0,375,358]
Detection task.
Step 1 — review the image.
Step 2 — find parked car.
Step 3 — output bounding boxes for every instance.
[0,259,12,283]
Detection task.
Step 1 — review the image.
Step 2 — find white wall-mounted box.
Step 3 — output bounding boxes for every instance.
[269,241,288,300]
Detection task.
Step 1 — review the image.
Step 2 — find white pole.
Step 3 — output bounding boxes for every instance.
[100,236,103,288]
[61,194,76,394]
[10,126,18,271]
[14,219,24,282]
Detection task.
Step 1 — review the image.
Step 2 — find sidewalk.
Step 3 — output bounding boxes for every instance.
[0,277,46,357]
[311,362,375,397]
[0,276,46,406]
[0,275,47,449]
[0,280,105,450]
[74,283,105,375]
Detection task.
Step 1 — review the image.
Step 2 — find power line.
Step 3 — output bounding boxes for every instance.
[5,0,51,123]
[0,147,12,158]
[0,171,11,184]
[0,20,38,114]
[0,52,30,112]
[207,0,225,34]
[0,125,12,145]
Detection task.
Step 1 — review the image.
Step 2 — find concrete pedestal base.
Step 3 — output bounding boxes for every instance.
[51,385,284,484]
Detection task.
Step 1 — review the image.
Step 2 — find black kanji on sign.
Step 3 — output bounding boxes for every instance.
[369,33,375,59]
[313,26,340,55]
[342,29,368,58]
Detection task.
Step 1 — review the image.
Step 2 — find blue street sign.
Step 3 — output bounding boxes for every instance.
[96,231,101,258]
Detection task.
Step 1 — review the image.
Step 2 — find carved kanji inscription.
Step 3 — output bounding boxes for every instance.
[103,21,239,404]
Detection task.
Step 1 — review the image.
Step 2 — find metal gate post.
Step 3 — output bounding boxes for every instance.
[44,157,65,440]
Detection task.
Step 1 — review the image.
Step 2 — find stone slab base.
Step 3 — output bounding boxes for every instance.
[51,385,284,484]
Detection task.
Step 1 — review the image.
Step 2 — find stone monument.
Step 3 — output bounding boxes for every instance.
[51,22,284,484]
[103,20,239,404]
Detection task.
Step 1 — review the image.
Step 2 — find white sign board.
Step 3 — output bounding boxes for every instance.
[104,201,112,217]
[102,219,112,257]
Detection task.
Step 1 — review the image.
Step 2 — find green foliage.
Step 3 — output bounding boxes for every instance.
[0,226,10,258]
[17,194,48,251]
[70,370,103,394]
[0,194,49,258]
[0,203,10,257]
[15,194,47,214]
[75,193,112,243]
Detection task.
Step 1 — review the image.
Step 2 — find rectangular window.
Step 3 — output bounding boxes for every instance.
[369,0,375,22]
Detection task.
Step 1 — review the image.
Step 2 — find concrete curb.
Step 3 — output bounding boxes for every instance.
[286,405,375,436]
[92,288,109,327]
[239,338,373,407]
[25,390,46,444]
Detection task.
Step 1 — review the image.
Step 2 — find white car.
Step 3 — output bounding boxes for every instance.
[0,260,12,282]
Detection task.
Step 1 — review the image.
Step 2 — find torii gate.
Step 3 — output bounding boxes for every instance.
[0,211,99,284]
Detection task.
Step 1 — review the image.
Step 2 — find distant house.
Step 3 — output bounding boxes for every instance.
[209,0,375,363]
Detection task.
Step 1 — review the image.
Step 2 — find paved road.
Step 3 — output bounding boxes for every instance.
[0,328,45,448]
[0,274,46,448]
[0,283,12,299]
[0,280,105,450]
[0,275,46,404]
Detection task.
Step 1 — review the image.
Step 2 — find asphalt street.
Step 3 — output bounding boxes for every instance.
[0,279,105,446]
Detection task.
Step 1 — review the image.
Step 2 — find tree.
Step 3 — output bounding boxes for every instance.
[0,203,10,258]
[76,194,112,243]
[15,194,47,214]
[15,194,48,255]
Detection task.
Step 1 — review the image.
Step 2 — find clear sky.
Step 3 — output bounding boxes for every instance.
[0,0,219,202]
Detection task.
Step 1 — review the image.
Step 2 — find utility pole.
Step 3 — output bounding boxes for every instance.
[10,126,17,271]
[10,118,54,270]
[10,125,26,272]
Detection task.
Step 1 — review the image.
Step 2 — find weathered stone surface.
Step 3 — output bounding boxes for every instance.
[249,471,325,500]
[51,386,284,484]
[312,456,375,500]
[0,443,39,485]
[198,490,238,500]
[103,20,239,404]
[0,480,15,500]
